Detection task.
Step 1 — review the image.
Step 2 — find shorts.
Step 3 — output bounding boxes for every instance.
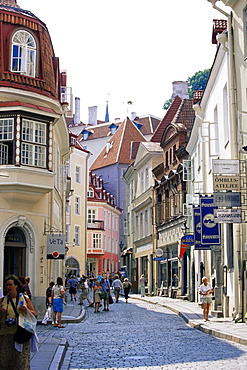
[69,287,77,295]
[201,296,212,304]
[114,287,120,295]
[53,298,63,312]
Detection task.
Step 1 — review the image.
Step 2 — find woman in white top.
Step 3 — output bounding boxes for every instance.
[51,277,65,328]
[199,276,214,322]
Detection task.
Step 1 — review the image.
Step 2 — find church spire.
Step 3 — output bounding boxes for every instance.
[0,0,20,7]
[105,100,109,122]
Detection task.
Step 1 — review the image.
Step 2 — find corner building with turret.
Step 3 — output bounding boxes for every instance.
[0,0,70,316]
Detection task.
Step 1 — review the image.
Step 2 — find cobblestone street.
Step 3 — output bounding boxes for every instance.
[36,297,247,369]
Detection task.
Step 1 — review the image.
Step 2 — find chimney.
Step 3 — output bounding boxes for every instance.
[172,81,189,100]
[74,97,81,124]
[131,112,137,121]
[88,106,97,125]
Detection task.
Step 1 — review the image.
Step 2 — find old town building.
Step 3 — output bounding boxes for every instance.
[0,1,70,316]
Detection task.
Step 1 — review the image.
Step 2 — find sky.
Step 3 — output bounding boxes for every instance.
[18,0,228,124]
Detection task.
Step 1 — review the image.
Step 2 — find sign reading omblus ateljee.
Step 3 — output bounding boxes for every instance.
[213,175,240,191]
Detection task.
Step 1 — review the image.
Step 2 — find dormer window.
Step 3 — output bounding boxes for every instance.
[87,187,94,197]
[11,30,36,77]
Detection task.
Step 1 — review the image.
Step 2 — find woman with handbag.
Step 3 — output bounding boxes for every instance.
[51,277,65,328]
[0,274,36,370]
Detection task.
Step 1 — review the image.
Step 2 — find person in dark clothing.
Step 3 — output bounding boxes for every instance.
[123,278,132,303]
[46,281,55,308]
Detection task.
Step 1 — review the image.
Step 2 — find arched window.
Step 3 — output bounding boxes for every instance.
[11,30,36,77]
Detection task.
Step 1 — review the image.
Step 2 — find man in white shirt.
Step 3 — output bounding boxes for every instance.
[112,276,123,303]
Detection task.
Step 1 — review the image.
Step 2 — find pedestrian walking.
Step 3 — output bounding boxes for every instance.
[24,276,32,299]
[93,281,102,313]
[112,275,122,302]
[78,279,94,306]
[42,281,54,325]
[199,276,214,322]
[67,275,78,301]
[139,274,146,297]
[100,277,110,311]
[0,274,36,369]
[51,277,65,328]
[123,278,132,303]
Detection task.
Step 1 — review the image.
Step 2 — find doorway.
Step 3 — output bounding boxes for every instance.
[4,227,27,279]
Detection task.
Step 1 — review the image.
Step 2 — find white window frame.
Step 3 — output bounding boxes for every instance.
[0,143,8,164]
[75,196,81,215]
[87,187,94,197]
[11,30,36,77]
[88,209,96,223]
[74,226,80,246]
[0,118,14,140]
[21,119,46,168]
[93,233,101,249]
[75,165,81,183]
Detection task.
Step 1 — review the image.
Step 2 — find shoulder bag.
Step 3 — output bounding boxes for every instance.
[9,297,36,344]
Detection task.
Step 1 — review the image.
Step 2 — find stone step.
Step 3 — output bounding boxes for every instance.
[211,310,224,318]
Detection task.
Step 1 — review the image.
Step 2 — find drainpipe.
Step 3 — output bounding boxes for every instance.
[208,0,243,320]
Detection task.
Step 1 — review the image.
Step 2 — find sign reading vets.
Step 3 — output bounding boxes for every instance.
[200,196,220,245]
[47,234,65,259]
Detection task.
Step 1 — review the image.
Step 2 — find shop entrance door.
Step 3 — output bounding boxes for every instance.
[4,227,26,279]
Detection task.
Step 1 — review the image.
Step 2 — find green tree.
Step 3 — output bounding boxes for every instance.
[163,68,210,109]
[187,69,210,98]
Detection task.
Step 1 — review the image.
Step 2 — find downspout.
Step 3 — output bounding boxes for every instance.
[208,0,243,320]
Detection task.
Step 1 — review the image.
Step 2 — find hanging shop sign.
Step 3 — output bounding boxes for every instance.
[214,192,241,207]
[155,248,164,257]
[193,206,211,250]
[214,209,242,223]
[212,159,239,174]
[181,234,194,246]
[213,175,240,191]
[200,196,220,245]
[47,234,65,259]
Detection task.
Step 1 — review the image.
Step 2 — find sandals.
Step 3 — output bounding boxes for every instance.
[53,324,58,327]
[58,325,65,328]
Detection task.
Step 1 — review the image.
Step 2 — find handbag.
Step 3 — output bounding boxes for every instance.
[10,296,36,344]
[14,325,33,344]
[108,295,113,304]
[99,291,105,299]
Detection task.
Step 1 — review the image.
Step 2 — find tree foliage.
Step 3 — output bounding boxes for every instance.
[187,69,210,98]
[163,68,210,109]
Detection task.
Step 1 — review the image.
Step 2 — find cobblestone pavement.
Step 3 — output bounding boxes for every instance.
[37,297,247,370]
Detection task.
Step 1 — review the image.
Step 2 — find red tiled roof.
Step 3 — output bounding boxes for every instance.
[212,19,227,44]
[90,117,146,171]
[171,99,195,131]
[0,101,56,113]
[193,90,204,104]
[150,96,182,143]
[130,142,141,160]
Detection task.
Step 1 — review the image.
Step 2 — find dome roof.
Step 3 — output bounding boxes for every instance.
[0,0,20,7]
[0,1,61,100]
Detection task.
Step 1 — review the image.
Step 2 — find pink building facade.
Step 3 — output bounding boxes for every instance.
[87,172,122,277]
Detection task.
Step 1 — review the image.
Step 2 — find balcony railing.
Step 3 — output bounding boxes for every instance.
[87,220,104,230]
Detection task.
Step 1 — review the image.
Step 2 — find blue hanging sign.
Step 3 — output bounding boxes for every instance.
[193,207,211,250]
[181,234,194,246]
[200,196,220,245]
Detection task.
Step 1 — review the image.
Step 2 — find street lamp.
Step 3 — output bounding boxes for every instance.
[119,240,125,252]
